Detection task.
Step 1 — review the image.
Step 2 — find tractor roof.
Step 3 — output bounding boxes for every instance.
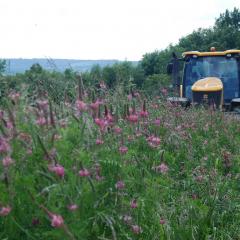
[182,49,240,57]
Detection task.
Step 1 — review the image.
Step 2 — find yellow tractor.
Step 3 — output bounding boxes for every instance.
[167,48,240,111]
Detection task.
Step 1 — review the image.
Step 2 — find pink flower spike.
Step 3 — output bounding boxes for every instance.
[36,117,47,126]
[96,175,104,181]
[0,137,11,153]
[131,225,142,234]
[51,214,64,228]
[94,118,108,130]
[160,218,166,225]
[2,156,14,167]
[154,163,169,174]
[52,165,65,178]
[115,180,125,190]
[90,100,100,111]
[147,136,161,148]
[6,121,13,129]
[96,139,104,145]
[0,206,11,216]
[79,169,90,177]
[130,199,138,209]
[153,119,161,126]
[127,94,132,101]
[113,127,122,134]
[75,100,87,111]
[128,114,138,123]
[140,110,149,118]
[119,146,128,154]
[68,204,78,212]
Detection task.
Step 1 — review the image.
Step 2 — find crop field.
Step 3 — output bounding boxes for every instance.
[0,83,240,240]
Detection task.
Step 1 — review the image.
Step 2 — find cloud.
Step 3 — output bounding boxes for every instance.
[0,0,238,60]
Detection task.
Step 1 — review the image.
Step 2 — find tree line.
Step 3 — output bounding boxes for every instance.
[0,8,239,100]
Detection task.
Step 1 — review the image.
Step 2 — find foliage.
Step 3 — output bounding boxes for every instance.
[0,60,6,75]
[0,84,240,239]
[141,8,240,77]
[142,74,170,95]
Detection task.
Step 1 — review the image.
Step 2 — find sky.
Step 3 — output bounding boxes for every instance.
[0,0,239,60]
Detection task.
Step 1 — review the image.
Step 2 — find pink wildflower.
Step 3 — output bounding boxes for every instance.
[96,139,104,145]
[130,199,137,209]
[52,165,65,178]
[79,168,90,177]
[32,218,40,226]
[94,118,108,130]
[160,218,166,225]
[6,121,13,129]
[139,110,149,118]
[51,214,64,228]
[115,180,125,190]
[195,175,204,182]
[96,175,104,181]
[128,114,138,123]
[36,117,47,126]
[154,163,169,174]
[131,225,142,234]
[0,206,11,216]
[0,137,11,153]
[105,114,113,123]
[68,204,78,212]
[119,146,128,154]
[2,156,14,167]
[153,119,161,126]
[114,127,122,134]
[127,94,132,101]
[9,92,20,102]
[147,136,161,148]
[75,100,87,111]
[90,100,100,111]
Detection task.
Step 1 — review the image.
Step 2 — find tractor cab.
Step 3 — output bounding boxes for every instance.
[167,49,240,111]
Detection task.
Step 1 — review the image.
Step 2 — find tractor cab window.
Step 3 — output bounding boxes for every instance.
[183,56,239,101]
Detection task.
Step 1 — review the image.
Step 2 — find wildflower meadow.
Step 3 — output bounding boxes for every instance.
[0,81,240,240]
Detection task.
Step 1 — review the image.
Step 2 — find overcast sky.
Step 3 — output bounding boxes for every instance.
[0,0,239,60]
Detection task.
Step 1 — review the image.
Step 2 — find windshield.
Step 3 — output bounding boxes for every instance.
[183,56,239,101]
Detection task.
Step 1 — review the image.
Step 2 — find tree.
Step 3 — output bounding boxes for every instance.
[0,60,6,75]
[141,51,161,76]
[29,63,43,74]
[214,8,240,49]
[140,8,240,78]
[215,8,240,30]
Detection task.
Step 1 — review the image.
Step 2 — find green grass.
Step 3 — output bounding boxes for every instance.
[0,91,240,240]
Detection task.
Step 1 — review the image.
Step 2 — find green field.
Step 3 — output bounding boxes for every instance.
[1,86,240,240]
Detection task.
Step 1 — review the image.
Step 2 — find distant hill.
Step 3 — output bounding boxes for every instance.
[2,58,137,75]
